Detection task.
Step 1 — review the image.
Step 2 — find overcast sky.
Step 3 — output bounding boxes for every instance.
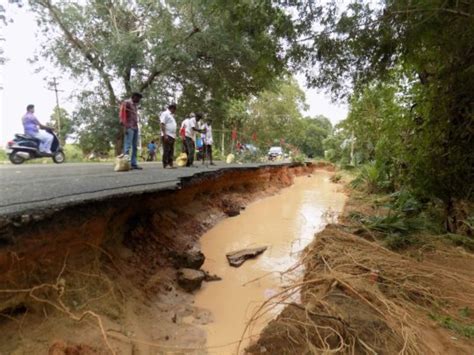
[0,4,348,146]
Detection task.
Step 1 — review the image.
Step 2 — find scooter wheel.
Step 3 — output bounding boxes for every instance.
[9,152,25,165]
[53,151,66,164]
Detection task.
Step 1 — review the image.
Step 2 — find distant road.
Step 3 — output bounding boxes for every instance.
[0,161,286,218]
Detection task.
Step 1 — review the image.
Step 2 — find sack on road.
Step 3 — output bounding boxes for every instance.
[176,152,187,167]
[114,154,131,172]
[226,153,235,164]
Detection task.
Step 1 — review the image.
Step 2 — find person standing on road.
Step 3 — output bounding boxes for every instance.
[183,112,205,167]
[120,92,143,170]
[202,118,215,165]
[147,140,157,161]
[160,104,177,168]
[179,116,189,153]
[22,104,54,154]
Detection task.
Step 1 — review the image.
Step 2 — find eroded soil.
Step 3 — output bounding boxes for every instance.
[0,164,315,354]
[248,182,474,355]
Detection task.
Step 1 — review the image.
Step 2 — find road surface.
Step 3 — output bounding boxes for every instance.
[0,161,288,219]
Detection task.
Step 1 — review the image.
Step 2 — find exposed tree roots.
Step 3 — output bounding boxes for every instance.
[245,225,474,354]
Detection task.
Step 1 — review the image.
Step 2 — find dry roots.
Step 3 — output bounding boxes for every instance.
[244,225,474,354]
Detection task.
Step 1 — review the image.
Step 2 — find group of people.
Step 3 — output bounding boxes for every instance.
[179,112,214,167]
[120,92,214,170]
[19,92,214,168]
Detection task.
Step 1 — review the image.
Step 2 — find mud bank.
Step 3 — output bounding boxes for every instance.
[247,184,474,355]
[0,163,319,354]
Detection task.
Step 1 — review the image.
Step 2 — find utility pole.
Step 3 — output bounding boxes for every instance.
[48,77,64,141]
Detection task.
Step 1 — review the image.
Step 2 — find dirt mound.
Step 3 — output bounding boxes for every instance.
[246,225,474,354]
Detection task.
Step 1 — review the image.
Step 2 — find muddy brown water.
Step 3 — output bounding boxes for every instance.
[194,170,346,354]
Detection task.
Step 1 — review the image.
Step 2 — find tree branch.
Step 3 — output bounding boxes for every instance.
[138,27,201,93]
[37,0,117,105]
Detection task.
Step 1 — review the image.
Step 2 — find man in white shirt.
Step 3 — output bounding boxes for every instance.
[202,118,215,165]
[183,112,205,167]
[159,104,177,168]
[179,117,189,153]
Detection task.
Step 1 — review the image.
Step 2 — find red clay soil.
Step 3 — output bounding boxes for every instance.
[0,164,316,354]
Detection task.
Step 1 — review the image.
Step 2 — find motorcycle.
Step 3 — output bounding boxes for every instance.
[6,129,66,165]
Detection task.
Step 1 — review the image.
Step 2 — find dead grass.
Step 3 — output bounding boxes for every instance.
[246,179,474,355]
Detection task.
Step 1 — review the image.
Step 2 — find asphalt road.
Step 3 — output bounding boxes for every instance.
[0,161,283,218]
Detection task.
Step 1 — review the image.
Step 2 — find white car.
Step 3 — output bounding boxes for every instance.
[268,146,283,160]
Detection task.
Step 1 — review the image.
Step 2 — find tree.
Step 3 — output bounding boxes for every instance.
[48,106,72,145]
[246,76,308,146]
[27,0,297,154]
[285,0,474,218]
[286,115,332,158]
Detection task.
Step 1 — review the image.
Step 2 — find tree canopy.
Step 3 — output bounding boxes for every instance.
[289,0,473,209]
[27,0,297,153]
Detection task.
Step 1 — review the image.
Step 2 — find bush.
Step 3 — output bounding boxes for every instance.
[0,149,7,162]
[443,233,474,252]
[63,145,86,162]
[351,162,391,193]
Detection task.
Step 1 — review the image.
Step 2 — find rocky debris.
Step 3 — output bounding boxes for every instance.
[222,199,244,217]
[177,268,206,292]
[225,208,241,217]
[203,270,222,282]
[170,247,205,270]
[226,246,268,267]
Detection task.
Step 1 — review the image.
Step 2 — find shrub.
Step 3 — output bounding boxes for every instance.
[351,162,391,193]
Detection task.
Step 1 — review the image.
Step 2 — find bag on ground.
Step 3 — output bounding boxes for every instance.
[114,154,131,172]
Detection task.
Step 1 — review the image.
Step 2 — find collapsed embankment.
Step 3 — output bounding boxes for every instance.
[0,163,317,354]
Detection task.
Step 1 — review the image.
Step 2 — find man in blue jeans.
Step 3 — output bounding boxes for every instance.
[120,92,143,170]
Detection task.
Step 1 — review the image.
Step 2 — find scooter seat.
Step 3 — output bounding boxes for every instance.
[15,134,41,144]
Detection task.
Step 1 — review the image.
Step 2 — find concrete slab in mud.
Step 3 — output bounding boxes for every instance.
[0,161,292,222]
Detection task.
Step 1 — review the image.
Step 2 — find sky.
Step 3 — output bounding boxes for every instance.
[0,4,348,146]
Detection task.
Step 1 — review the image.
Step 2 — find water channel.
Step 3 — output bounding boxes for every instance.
[194,170,347,354]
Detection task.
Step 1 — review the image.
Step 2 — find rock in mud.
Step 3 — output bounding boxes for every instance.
[203,270,222,282]
[226,246,268,267]
[170,247,205,270]
[225,209,241,217]
[177,268,206,292]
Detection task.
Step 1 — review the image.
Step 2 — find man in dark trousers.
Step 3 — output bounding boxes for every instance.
[159,104,177,168]
[183,112,205,167]
[120,92,143,170]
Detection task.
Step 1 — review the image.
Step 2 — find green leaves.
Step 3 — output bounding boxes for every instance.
[28,0,298,153]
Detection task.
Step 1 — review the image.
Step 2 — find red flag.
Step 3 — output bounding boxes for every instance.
[231,129,238,141]
[119,102,128,125]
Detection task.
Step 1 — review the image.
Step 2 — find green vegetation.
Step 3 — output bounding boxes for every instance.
[27,0,299,155]
[0,149,7,162]
[3,1,472,230]
[47,107,74,146]
[429,313,474,339]
[313,0,473,233]
[226,77,333,158]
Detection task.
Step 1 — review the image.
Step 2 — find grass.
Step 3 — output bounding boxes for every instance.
[429,313,474,338]
[443,233,474,252]
[330,173,342,183]
[0,149,7,162]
